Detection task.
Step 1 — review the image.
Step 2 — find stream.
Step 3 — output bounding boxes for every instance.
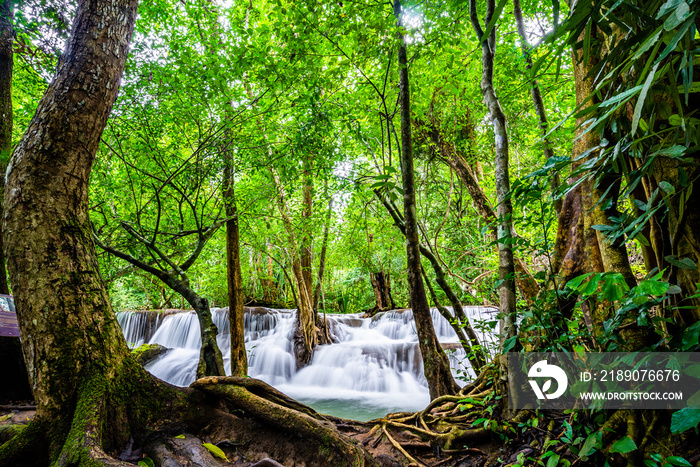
[116,306,497,421]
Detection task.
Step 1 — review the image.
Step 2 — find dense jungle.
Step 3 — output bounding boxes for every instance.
[0,0,699,465]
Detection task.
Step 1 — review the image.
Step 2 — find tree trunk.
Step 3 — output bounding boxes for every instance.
[0,0,13,295]
[469,0,517,350]
[370,271,396,311]
[301,155,314,301]
[394,0,459,400]
[269,167,317,365]
[1,0,147,461]
[312,196,333,312]
[0,3,379,465]
[224,157,247,377]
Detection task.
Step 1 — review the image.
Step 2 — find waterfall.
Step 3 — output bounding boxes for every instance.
[116,306,498,420]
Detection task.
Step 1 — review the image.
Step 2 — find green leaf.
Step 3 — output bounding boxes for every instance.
[666,456,692,466]
[502,336,518,352]
[546,453,561,467]
[663,1,690,30]
[632,62,659,136]
[578,431,602,458]
[566,273,594,290]
[657,0,684,19]
[637,279,670,296]
[658,19,693,61]
[659,181,675,194]
[138,458,155,467]
[682,321,700,350]
[671,407,700,433]
[664,255,697,269]
[609,436,637,454]
[669,114,684,126]
[479,0,509,45]
[203,442,229,461]
[174,434,185,439]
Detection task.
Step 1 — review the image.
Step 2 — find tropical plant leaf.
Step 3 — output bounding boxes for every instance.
[203,442,229,461]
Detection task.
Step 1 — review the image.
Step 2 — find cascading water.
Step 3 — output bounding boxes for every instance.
[116,306,497,421]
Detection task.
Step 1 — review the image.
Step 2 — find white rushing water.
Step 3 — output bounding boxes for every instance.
[116,306,497,421]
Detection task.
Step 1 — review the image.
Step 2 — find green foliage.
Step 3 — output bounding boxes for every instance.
[609,436,637,454]
[670,407,700,434]
[202,442,229,461]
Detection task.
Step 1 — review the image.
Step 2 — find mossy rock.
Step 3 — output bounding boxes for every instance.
[131,344,169,366]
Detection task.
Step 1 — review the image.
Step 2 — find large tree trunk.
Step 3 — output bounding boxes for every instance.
[0,0,12,295]
[0,2,379,465]
[224,158,247,377]
[0,0,149,462]
[394,0,459,400]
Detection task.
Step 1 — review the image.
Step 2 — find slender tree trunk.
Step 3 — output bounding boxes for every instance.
[301,156,314,300]
[470,0,517,351]
[224,157,247,377]
[0,0,13,295]
[200,0,247,377]
[96,239,226,378]
[269,167,317,365]
[312,196,333,312]
[394,0,459,400]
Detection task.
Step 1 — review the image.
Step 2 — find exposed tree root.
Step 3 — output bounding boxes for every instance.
[5,363,699,467]
[0,369,380,467]
[192,376,377,466]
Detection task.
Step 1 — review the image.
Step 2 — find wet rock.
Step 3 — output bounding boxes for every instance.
[131,343,169,365]
[250,458,285,467]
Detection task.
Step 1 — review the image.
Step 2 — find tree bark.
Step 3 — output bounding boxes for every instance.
[269,166,317,365]
[312,196,333,312]
[0,0,13,295]
[394,0,459,400]
[224,157,247,377]
[370,271,396,311]
[0,0,147,461]
[469,0,517,350]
